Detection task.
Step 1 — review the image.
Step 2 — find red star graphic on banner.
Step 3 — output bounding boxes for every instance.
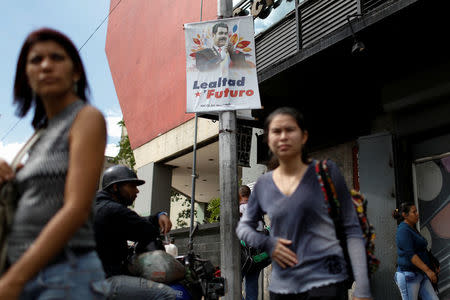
[195,92,202,97]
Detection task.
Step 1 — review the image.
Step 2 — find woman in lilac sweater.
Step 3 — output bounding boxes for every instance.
[236,107,371,300]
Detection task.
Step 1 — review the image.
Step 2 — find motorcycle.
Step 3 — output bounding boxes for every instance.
[128,222,225,300]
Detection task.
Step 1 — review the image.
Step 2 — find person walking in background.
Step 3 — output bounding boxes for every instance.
[392,203,439,300]
[0,28,108,299]
[236,107,372,300]
[239,185,251,217]
[239,185,261,300]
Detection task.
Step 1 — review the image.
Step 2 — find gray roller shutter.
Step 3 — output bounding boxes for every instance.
[300,0,358,47]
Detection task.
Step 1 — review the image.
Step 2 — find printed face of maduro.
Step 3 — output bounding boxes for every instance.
[213,26,228,47]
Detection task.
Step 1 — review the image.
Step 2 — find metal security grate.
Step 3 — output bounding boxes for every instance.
[255,13,297,72]
[360,0,391,13]
[300,0,358,48]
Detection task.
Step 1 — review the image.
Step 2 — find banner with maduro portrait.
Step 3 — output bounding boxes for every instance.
[184,16,261,113]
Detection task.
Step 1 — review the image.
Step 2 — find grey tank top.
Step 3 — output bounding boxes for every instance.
[7,100,96,264]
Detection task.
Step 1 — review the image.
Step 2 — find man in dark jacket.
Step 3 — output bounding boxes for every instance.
[94,165,176,300]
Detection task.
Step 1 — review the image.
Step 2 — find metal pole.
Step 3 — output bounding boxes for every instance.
[219,111,240,300]
[188,0,204,253]
[218,0,233,17]
[188,114,198,252]
[200,0,204,21]
[218,2,241,300]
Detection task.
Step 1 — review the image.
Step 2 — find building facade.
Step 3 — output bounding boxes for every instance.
[106,0,450,298]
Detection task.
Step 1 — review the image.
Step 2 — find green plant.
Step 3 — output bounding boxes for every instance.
[171,190,197,228]
[206,197,220,223]
[111,120,136,170]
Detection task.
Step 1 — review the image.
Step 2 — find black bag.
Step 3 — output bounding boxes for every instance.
[427,249,440,293]
[0,180,18,273]
[240,225,271,275]
[0,130,42,274]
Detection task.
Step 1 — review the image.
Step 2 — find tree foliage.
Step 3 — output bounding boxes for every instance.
[111,120,136,170]
[207,181,242,223]
[206,197,220,223]
[111,120,202,227]
[171,190,197,228]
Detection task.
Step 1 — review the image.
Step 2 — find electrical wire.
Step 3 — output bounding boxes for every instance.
[78,0,123,51]
[0,119,21,142]
[0,0,123,142]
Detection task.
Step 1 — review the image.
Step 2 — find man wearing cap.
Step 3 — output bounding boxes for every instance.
[94,165,176,299]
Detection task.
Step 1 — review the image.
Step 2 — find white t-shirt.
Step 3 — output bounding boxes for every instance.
[239,203,248,216]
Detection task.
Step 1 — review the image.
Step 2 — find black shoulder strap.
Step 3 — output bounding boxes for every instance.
[317,160,340,221]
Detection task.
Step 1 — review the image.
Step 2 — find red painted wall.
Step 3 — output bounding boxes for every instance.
[106,0,217,149]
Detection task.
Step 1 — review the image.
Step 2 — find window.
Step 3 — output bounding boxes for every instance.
[233,0,298,35]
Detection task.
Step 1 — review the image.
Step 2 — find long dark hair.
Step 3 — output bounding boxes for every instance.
[392,202,415,221]
[264,107,309,169]
[13,28,90,129]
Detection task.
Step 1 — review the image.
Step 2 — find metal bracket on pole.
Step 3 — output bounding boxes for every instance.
[219,129,234,134]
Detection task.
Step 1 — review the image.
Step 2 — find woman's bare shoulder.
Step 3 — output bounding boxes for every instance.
[78,105,105,120]
[71,105,106,137]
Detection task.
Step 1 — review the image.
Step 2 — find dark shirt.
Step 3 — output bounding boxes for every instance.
[396,221,431,273]
[195,47,247,71]
[94,190,160,277]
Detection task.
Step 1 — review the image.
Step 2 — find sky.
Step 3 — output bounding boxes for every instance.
[0,1,295,164]
[0,1,122,163]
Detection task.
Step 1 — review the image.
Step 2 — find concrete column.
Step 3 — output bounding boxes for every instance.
[134,162,172,216]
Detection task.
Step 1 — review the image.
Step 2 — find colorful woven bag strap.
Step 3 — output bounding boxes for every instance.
[315,159,340,219]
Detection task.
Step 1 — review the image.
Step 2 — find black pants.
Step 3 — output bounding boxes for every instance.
[270,281,348,300]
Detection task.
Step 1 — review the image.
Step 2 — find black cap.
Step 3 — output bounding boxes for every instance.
[102,165,145,190]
